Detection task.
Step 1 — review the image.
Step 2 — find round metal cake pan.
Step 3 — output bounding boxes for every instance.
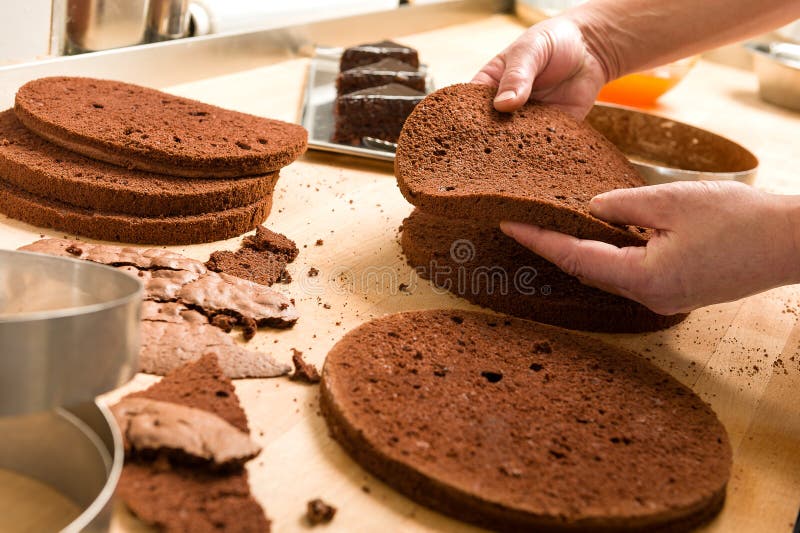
[0,400,123,532]
[0,249,142,416]
[587,103,758,185]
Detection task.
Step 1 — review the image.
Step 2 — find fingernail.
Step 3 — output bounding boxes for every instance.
[495,90,515,103]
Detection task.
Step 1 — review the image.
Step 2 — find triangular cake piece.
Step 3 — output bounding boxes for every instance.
[116,354,271,532]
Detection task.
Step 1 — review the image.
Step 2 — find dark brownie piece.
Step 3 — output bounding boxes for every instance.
[395,83,649,247]
[339,40,419,71]
[336,58,425,95]
[320,310,732,532]
[401,209,687,333]
[333,83,424,146]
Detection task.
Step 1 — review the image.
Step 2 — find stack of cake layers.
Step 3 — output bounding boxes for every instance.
[395,83,688,333]
[0,76,308,245]
[332,40,427,146]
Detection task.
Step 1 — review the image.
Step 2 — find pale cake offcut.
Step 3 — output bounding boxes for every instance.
[321,310,732,532]
[395,83,649,247]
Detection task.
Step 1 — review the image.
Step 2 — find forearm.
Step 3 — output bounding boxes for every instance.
[777,193,800,286]
[565,0,800,81]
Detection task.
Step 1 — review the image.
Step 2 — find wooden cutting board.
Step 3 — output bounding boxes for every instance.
[1,15,798,533]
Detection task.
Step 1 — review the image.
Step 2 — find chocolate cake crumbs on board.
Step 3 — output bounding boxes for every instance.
[306,498,337,525]
[290,349,321,384]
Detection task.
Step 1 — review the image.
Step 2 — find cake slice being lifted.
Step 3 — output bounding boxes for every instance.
[395,83,649,247]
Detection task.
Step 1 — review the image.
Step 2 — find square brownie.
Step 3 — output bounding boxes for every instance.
[336,58,426,95]
[339,40,419,71]
[332,83,425,146]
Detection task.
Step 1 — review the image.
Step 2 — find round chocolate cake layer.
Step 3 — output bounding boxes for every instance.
[395,83,648,247]
[0,110,278,217]
[0,178,271,245]
[401,209,686,333]
[15,77,307,178]
[321,310,732,532]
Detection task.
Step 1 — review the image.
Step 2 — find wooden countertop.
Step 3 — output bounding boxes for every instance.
[2,15,798,533]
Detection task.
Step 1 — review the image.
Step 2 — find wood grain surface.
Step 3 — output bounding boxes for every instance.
[1,15,798,533]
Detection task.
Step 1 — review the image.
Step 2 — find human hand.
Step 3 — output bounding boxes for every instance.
[500,181,800,315]
[471,16,611,119]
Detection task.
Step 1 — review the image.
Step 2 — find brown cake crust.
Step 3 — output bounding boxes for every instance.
[0,178,272,245]
[118,355,270,532]
[14,77,307,178]
[395,83,649,247]
[401,209,686,333]
[0,110,278,216]
[320,310,732,533]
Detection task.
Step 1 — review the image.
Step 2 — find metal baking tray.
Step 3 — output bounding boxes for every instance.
[300,46,434,162]
[587,103,758,185]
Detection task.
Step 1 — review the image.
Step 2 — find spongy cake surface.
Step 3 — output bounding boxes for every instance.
[14,77,307,178]
[401,209,686,332]
[321,310,732,532]
[0,110,277,216]
[395,83,648,247]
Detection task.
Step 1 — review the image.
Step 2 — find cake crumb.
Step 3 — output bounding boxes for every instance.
[308,267,319,277]
[315,239,324,246]
[290,349,321,384]
[305,498,336,526]
[210,314,236,333]
[65,244,83,256]
[241,317,258,341]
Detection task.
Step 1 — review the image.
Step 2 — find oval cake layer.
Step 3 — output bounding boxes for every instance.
[401,209,686,332]
[14,77,308,178]
[395,83,648,247]
[321,310,732,532]
[0,179,272,245]
[0,110,278,217]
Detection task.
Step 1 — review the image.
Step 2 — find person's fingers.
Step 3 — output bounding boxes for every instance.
[500,221,646,300]
[471,56,504,87]
[589,186,679,230]
[493,40,539,112]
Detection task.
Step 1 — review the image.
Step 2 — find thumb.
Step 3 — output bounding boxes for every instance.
[590,186,677,230]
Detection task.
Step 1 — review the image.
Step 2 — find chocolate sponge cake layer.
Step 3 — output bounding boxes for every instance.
[320,310,732,533]
[0,110,278,217]
[0,178,271,245]
[15,77,308,178]
[395,83,649,247]
[401,209,686,332]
